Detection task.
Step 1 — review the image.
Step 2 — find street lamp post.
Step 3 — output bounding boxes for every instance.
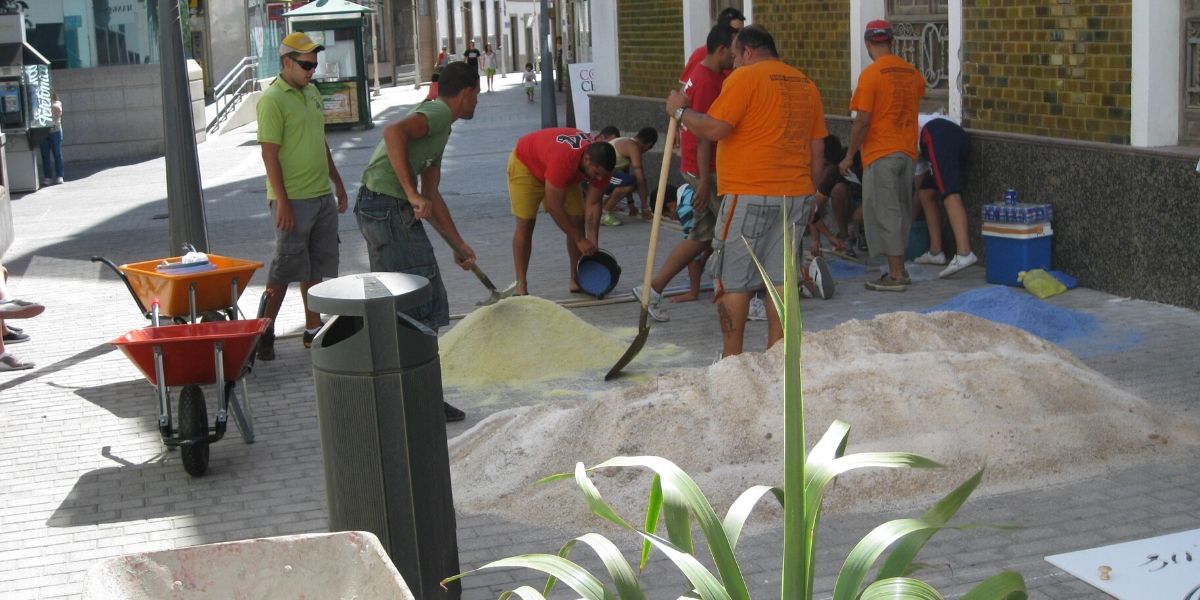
[370,0,381,96]
[412,0,421,89]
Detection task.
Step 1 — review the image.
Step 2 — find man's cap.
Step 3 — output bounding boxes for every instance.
[864,19,894,42]
[280,32,325,56]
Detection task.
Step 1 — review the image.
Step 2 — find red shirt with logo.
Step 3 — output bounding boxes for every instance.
[514,128,607,189]
[680,63,725,175]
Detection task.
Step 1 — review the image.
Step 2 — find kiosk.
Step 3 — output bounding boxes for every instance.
[0,13,52,192]
[283,0,374,130]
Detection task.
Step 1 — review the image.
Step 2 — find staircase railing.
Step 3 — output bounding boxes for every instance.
[207,56,260,134]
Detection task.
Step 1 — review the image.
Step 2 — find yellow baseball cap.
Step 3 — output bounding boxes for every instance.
[280,32,325,56]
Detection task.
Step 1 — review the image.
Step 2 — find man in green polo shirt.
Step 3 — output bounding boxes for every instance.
[256,32,349,361]
[355,61,480,422]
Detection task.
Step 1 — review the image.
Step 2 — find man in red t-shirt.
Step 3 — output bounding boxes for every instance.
[508,128,616,296]
[635,24,737,322]
[678,7,744,85]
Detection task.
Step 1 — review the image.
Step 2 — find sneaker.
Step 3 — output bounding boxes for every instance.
[3,328,29,344]
[444,402,466,422]
[914,251,947,266]
[0,353,33,371]
[256,332,276,361]
[747,296,767,321]
[864,273,907,292]
[55,177,64,184]
[42,178,51,186]
[939,252,978,278]
[600,212,622,227]
[0,299,45,319]
[807,256,835,300]
[632,285,669,322]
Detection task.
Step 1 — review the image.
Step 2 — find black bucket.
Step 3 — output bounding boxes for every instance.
[577,249,622,299]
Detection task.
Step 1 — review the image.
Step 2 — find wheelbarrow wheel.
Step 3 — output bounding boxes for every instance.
[179,385,210,477]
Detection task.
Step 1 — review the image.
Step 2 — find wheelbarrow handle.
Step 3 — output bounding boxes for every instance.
[92,255,150,317]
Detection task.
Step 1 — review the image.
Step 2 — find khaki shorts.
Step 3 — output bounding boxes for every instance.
[268,195,339,284]
[707,194,812,293]
[862,153,915,258]
[681,172,718,243]
[507,151,584,220]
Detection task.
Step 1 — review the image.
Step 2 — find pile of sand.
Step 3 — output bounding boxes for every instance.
[449,311,1197,531]
[439,296,627,389]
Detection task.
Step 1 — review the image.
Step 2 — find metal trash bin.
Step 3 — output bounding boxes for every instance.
[306,272,460,599]
[82,531,413,599]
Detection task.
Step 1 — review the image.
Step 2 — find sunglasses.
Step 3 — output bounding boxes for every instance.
[292,58,319,71]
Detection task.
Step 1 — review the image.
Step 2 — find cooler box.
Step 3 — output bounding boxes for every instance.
[982,221,1053,286]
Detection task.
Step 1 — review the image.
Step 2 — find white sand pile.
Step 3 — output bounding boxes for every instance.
[449,311,1197,531]
[440,296,627,389]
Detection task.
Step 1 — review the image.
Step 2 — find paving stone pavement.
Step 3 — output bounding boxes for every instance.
[1,79,1198,599]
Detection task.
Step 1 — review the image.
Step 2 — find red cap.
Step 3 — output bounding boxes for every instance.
[864,19,894,42]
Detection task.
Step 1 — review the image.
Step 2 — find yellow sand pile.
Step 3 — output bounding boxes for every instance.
[439,296,626,389]
[449,311,1197,530]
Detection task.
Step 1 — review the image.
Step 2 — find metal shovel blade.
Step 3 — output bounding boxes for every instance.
[478,280,518,306]
[605,309,649,381]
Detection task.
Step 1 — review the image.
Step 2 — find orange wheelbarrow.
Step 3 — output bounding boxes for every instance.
[93,252,263,323]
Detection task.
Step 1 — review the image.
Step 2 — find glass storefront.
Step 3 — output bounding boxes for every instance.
[26,0,162,69]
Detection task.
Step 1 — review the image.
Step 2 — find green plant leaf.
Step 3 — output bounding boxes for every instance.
[441,554,615,600]
[554,533,645,600]
[875,469,983,581]
[588,456,751,600]
[637,531,734,600]
[832,518,942,600]
[722,485,784,550]
[573,462,636,531]
[641,475,664,571]
[860,577,946,600]
[498,586,549,600]
[960,571,1028,600]
[662,477,695,554]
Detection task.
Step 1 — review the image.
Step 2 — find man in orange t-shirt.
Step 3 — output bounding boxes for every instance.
[841,19,925,292]
[508,128,615,296]
[666,25,827,358]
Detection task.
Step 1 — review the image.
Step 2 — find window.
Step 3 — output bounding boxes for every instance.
[1185,6,1200,144]
[887,0,949,110]
[26,0,162,69]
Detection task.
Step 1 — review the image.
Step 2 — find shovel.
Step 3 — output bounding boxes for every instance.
[605,115,679,381]
[426,218,517,306]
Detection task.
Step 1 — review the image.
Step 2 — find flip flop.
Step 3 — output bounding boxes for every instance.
[0,353,33,371]
[0,299,44,320]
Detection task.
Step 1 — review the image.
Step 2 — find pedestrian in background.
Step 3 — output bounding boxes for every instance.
[40,91,64,186]
[483,44,497,92]
[523,62,536,102]
[463,41,482,73]
[255,32,349,361]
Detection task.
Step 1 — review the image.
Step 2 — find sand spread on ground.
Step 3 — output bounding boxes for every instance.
[439,296,627,389]
[449,311,1198,532]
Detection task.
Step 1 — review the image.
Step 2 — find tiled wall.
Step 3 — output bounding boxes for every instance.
[961,0,1133,144]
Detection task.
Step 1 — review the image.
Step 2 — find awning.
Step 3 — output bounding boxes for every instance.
[0,42,51,68]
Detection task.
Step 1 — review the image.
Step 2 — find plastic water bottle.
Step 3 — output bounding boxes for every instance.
[1004,189,1017,206]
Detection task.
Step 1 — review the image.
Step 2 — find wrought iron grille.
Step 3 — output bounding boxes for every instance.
[893,20,949,89]
[1189,19,1200,107]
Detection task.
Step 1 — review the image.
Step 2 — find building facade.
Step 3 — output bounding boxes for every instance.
[587,0,1200,309]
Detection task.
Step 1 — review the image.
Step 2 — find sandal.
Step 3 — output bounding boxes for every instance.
[0,353,34,371]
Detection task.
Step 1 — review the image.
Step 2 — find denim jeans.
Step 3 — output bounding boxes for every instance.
[354,187,449,330]
[40,130,64,179]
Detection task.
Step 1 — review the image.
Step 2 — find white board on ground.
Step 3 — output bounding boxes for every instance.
[1045,528,1200,600]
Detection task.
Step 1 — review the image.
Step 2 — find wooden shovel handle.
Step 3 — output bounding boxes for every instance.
[639,115,680,309]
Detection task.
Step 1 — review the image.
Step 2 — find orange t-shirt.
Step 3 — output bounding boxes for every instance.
[849,54,925,167]
[706,60,828,196]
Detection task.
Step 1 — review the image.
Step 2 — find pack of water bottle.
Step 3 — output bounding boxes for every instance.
[983,189,1053,225]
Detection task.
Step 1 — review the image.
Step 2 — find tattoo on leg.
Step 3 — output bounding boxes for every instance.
[717,303,734,334]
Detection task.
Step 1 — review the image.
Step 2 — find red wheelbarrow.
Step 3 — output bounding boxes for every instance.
[111,305,271,477]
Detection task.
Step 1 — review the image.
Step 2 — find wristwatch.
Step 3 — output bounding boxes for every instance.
[673,106,687,121]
